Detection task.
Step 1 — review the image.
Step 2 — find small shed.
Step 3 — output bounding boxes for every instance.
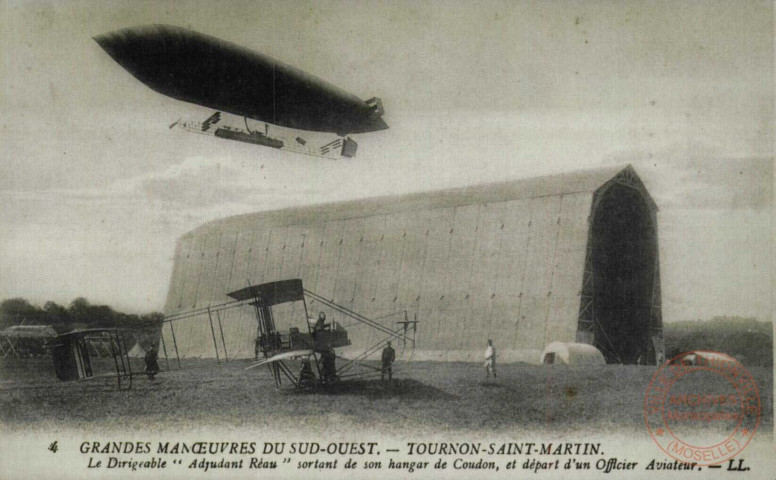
[541,342,606,365]
[673,351,736,367]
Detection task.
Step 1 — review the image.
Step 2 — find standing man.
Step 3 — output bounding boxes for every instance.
[381,341,396,381]
[320,345,337,383]
[484,339,496,378]
[314,312,328,333]
[144,345,160,381]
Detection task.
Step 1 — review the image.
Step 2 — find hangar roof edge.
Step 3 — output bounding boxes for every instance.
[181,164,655,240]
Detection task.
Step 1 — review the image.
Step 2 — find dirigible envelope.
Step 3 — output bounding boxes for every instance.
[94,25,388,135]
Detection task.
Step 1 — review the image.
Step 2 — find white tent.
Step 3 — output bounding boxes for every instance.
[127,342,147,358]
[541,342,606,365]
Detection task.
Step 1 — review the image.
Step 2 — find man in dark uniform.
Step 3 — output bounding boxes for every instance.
[320,345,337,383]
[144,346,160,381]
[381,341,396,381]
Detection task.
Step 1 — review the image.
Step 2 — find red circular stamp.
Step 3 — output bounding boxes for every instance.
[644,350,761,466]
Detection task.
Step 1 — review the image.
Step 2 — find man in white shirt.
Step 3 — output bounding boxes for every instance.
[484,339,496,378]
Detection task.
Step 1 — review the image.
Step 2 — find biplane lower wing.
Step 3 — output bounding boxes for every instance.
[245,349,314,370]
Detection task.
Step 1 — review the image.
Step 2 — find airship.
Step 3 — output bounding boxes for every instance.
[94,25,388,158]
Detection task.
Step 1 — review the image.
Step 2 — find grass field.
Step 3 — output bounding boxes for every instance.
[0,358,772,437]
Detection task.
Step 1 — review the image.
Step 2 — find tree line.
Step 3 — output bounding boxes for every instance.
[1,299,771,365]
[0,297,163,336]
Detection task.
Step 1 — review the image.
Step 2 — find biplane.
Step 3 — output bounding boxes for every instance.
[162,279,418,389]
[94,24,388,159]
[47,329,138,390]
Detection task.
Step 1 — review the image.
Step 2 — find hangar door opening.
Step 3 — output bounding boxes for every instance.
[581,181,660,364]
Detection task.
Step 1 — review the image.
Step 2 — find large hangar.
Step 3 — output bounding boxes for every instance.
[162,165,664,364]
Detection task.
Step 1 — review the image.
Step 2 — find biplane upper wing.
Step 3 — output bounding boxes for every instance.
[245,349,314,370]
[227,279,304,305]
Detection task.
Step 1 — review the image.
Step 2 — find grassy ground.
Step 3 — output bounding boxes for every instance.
[0,358,771,436]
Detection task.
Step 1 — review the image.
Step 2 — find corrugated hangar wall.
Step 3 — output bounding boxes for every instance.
[162,165,663,364]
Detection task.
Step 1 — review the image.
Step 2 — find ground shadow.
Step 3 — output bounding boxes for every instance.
[477,381,506,388]
[286,378,458,400]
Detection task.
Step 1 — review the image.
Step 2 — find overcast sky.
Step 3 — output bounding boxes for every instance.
[0,0,772,321]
